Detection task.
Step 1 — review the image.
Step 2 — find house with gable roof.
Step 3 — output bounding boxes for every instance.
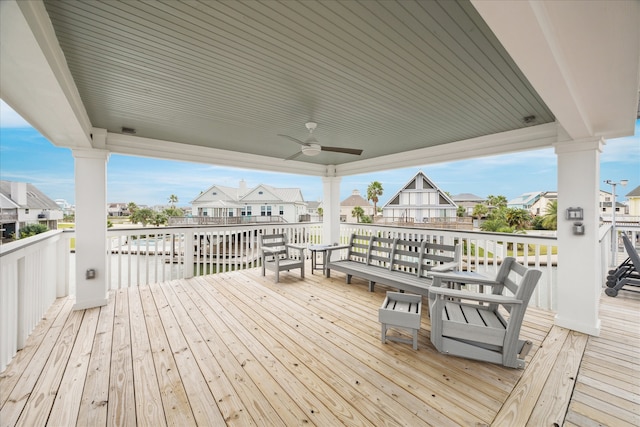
[626,185,640,217]
[381,171,457,223]
[508,191,558,217]
[191,180,307,223]
[0,180,63,240]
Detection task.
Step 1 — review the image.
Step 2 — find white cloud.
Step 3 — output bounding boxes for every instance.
[0,100,32,128]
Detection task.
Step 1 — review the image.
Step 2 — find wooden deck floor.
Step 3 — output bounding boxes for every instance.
[1,265,638,426]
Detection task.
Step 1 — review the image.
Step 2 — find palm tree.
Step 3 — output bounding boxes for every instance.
[505,208,532,230]
[351,206,364,223]
[486,194,508,209]
[472,203,488,222]
[168,194,178,207]
[542,200,558,230]
[366,181,384,220]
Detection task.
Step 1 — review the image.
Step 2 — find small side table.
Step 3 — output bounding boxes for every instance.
[309,244,332,275]
[379,291,422,350]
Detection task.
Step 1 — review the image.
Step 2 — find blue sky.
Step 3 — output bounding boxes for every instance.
[1,100,638,207]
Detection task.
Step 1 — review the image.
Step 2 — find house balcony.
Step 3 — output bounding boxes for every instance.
[1,223,638,426]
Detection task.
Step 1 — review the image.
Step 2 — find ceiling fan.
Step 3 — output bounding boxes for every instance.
[277,122,363,160]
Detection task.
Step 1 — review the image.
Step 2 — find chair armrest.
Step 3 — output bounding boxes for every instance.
[286,244,306,255]
[429,286,523,305]
[429,270,497,286]
[430,261,459,273]
[261,247,278,254]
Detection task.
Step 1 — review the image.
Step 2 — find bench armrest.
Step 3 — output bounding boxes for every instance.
[429,286,523,305]
[325,244,351,262]
[430,261,459,273]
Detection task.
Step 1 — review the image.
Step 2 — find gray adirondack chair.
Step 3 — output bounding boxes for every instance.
[259,233,305,283]
[428,257,541,369]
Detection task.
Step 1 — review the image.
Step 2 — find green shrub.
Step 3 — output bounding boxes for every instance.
[18,223,49,239]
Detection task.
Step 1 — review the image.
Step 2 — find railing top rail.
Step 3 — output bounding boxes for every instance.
[106,222,323,236]
[341,223,558,243]
[0,229,64,257]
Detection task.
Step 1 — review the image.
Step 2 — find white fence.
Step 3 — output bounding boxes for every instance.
[0,230,71,372]
[106,223,323,288]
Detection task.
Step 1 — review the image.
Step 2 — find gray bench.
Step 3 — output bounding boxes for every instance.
[325,234,461,296]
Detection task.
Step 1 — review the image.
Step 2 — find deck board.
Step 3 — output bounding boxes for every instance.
[0,264,638,426]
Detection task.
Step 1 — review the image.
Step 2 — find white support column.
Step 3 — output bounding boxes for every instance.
[554,138,604,336]
[322,172,342,245]
[73,148,109,310]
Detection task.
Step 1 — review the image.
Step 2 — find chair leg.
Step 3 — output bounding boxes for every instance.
[381,323,387,344]
[275,269,279,283]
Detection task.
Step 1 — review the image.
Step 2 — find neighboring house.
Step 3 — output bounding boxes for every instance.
[507,191,557,216]
[0,181,63,240]
[507,191,542,211]
[599,189,630,216]
[382,171,457,223]
[191,180,306,223]
[451,193,486,217]
[107,202,130,217]
[305,201,323,222]
[626,185,640,216]
[340,189,373,223]
[54,199,75,217]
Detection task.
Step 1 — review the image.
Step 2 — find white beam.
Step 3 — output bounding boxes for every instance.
[336,123,558,177]
[0,0,92,148]
[105,133,327,177]
[472,0,640,140]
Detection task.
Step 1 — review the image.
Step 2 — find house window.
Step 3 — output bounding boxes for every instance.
[228,209,234,217]
[212,192,217,195]
[261,206,272,216]
[25,209,29,214]
[279,206,284,215]
[242,206,252,216]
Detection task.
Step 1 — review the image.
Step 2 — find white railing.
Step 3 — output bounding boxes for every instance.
[339,223,558,310]
[106,223,323,288]
[0,230,72,372]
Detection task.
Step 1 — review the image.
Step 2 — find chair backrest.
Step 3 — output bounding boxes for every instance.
[622,233,640,272]
[259,233,288,258]
[492,257,542,336]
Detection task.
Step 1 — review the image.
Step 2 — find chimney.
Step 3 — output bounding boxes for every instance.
[352,189,361,196]
[239,179,247,197]
[11,182,27,206]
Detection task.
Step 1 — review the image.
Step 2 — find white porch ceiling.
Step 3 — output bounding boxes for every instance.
[1,0,638,177]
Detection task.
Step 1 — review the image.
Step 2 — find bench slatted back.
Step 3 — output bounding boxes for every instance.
[347,234,371,263]
[343,233,459,277]
[368,236,394,267]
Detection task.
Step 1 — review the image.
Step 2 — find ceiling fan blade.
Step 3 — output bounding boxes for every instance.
[284,151,303,161]
[320,146,363,155]
[277,134,307,146]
